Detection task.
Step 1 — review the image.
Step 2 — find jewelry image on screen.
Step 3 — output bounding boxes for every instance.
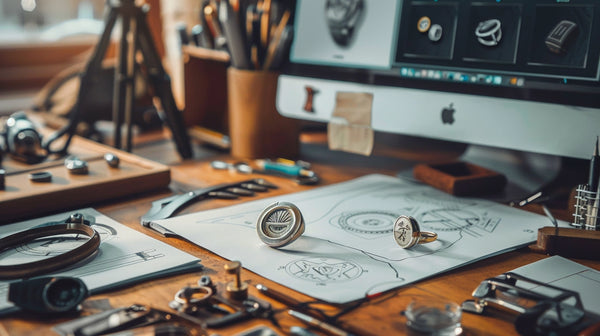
[475,19,502,47]
[324,0,365,47]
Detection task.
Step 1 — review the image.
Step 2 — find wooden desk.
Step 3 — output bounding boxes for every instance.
[1,133,599,336]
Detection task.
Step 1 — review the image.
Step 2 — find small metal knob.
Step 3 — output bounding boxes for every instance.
[224,260,248,300]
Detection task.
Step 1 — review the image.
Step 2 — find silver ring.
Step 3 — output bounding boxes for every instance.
[475,19,502,47]
[257,201,305,248]
[428,24,443,42]
[393,215,438,249]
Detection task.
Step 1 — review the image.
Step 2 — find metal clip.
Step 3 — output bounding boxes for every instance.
[140,179,277,230]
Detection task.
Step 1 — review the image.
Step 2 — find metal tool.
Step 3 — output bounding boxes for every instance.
[225,260,248,300]
[211,160,319,185]
[67,304,175,336]
[65,155,89,175]
[204,298,272,328]
[104,153,120,168]
[168,271,276,330]
[1,111,47,164]
[140,178,277,230]
[462,272,600,336]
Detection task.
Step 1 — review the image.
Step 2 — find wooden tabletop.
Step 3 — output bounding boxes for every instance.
[2,131,599,336]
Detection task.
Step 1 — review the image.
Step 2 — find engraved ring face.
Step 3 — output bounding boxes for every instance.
[393,215,437,249]
[257,202,305,248]
[417,16,431,33]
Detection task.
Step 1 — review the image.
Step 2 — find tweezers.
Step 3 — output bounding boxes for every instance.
[141,178,277,236]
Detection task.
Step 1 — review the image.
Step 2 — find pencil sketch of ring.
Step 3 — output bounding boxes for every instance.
[475,19,502,47]
[257,201,305,248]
[393,215,438,249]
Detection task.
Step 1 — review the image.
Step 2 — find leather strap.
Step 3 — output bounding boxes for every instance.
[0,215,100,280]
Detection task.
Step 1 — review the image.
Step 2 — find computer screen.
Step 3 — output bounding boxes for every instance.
[276,0,600,162]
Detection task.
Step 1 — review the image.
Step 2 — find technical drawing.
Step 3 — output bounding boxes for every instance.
[158,174,548,304]
[329,210,399,237]
[284,257,364,283]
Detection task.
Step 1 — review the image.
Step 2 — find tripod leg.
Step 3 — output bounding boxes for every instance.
[43,6,120,154]
[134,5,193,159]
[113,5,137,152]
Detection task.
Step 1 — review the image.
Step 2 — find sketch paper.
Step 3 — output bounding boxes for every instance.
[0,208,203,315]
[152,174,555,304]
[511,256,600,315]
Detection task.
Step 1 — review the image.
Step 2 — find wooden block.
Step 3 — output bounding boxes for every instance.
[0,136,170,224]
[529,227,600,260]
[182,46,230,134]
[413,161,507,196]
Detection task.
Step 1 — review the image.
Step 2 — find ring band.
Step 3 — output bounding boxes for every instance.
[393,215,438,249]
[475,19,502,46]
[417,231,438,244]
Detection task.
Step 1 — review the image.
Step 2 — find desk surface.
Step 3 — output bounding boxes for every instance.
[1,132,598,336]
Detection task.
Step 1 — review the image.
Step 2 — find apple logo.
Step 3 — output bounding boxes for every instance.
[441,103,455,124]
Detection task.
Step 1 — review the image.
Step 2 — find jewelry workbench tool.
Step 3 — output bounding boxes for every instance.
[169,262,277,330]
[140,178,278,234]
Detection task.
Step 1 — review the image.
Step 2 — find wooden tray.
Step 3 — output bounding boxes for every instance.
[1,136,170,224]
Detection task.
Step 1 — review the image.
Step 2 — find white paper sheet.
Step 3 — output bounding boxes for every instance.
[0,208,203,315]
[512,255,600,315]
[153,174,556,304]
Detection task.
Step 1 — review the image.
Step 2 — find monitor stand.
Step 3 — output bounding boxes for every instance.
[458,145,586,207]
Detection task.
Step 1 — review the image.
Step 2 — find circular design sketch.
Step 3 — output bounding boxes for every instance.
[418,208,479,232]
[334,211,399,235]
[16,223,117,257]
[285,257,363,283]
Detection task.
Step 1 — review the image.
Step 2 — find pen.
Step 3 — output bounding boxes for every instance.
[588,136,600,192]
[256,159,315,177]
[188,126,230,150]
[260,0,272,48]
[585,137,600,230]
[204,4,227,50]
[263,9,291,70]
[256,283,303,308]
[288,310,355,336]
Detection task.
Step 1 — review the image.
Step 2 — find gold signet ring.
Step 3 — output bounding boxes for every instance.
[393,215,438,249]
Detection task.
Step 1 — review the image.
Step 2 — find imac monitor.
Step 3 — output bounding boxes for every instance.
[276,0,600,188]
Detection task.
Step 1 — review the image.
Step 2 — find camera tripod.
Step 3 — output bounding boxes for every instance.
[43,0,192,159]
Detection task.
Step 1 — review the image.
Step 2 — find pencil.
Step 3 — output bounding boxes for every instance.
[288,310,355,336]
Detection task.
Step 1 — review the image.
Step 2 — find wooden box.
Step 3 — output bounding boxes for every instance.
[413,161,507,196]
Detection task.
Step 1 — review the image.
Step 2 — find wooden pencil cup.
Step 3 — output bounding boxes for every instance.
[227,68,300,159]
